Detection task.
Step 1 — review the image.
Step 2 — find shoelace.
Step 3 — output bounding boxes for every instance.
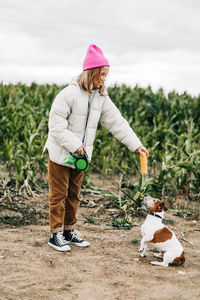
[56,232,68,246]
[71,229,82,242]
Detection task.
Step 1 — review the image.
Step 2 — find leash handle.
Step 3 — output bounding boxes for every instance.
[64,151,89,171]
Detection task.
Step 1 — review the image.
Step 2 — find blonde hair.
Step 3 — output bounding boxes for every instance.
[77,67,106,96]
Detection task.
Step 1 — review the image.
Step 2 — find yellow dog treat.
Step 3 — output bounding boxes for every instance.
[140,152,148,174]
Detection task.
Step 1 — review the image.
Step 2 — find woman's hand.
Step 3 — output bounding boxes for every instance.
[75,145,87,156]
[136,146,149,158]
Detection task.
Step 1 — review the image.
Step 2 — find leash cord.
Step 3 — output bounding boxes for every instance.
[89,162,142,207]
[89,164,160,218]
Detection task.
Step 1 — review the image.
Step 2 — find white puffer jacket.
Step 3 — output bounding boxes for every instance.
[43,80,142,167]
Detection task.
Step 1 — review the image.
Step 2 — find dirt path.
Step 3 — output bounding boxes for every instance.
[0,175,200,300]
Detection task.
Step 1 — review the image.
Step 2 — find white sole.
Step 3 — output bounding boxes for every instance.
[70,241,90,247]
[48,242,71,252]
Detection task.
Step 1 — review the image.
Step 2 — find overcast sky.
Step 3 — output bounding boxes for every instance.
[0,0,200,95]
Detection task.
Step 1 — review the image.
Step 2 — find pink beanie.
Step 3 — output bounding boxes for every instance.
[83,44,110,71]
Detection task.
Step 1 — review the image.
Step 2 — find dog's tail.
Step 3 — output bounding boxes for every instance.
[180,253,185,265]
[172,251,185,265]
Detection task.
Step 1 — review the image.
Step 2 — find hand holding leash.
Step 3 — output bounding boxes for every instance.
[75,144,87,156]
[64,146,89,171]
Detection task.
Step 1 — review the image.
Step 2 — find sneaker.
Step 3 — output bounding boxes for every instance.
[48,231,71,252]
[63,229,90,247]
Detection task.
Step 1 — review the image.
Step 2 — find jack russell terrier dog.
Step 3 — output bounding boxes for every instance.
[139,195,185,267]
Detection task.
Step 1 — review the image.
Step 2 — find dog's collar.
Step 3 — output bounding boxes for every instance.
[143,209,163,219]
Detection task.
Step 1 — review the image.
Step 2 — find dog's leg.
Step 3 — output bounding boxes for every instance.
[139,236,148,252]
[139,234,153,257]
[139,225,146,252]
[151,261,169,267]
[139,238,145,252]
[139,239,149,257]
[140,243,149,257]
[153,251,164,259]
[151,252,171,267]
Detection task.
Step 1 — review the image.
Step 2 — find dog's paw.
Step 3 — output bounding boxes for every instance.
[151,261,159,265]
[139,247,143,252]
[140,253,146,258]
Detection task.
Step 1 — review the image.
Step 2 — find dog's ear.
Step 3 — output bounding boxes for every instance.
[160,202,168,211]
[156,201,168,212]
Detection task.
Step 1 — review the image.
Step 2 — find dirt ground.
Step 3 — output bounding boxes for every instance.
[0,174,200,300]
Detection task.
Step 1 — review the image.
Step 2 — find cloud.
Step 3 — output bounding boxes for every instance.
[0,0,200,95]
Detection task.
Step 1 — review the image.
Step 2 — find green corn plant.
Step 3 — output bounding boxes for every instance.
[0,82,199,204]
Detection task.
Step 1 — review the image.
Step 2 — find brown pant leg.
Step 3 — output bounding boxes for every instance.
[48,158,70,233]
[63,168,84,230]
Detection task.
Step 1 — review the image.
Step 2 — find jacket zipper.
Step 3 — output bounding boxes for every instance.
[82,90,96,145]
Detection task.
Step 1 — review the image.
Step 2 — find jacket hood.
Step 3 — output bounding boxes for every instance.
[69,76,79,86]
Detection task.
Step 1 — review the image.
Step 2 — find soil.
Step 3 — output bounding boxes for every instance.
[0,173,200,300]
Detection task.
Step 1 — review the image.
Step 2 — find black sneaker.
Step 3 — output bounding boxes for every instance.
[63,229,90,247]
[48,231,71,252]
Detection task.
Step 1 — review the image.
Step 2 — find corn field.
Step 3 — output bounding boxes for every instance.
[0,82,199,205]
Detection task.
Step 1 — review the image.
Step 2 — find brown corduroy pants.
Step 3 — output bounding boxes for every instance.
[48,158,84,233]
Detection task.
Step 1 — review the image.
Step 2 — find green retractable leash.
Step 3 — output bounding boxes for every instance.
[64,151,89,171]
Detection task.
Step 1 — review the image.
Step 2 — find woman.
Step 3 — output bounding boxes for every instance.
[44,44,148,252]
